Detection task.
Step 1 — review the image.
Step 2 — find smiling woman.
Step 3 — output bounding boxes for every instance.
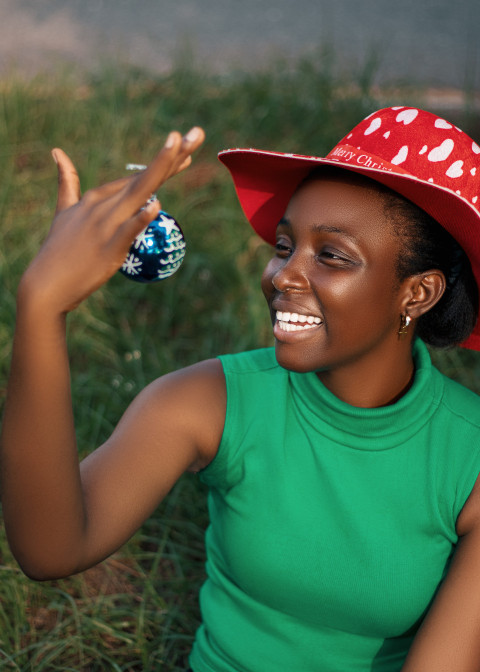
[258,167,478,405]
[2,108,480,672]
[261,174,431,402]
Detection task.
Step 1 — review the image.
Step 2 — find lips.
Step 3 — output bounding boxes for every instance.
[275,310,322,332]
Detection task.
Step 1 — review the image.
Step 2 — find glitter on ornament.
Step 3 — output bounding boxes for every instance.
[120,210,186,283]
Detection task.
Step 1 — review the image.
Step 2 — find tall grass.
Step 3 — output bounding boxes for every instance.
[0,52,479,670]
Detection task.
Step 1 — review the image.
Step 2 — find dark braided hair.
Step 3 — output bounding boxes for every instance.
[305,166,479,348]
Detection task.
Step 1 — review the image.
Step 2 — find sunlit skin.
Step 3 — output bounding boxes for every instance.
[261,173,446,407]
[3,134,480,671]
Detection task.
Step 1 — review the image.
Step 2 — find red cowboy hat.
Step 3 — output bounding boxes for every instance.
[219,106,480,350]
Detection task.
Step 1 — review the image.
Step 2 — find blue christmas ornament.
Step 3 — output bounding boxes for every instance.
[120,210,186,283]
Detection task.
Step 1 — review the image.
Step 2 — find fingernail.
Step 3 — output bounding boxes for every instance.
[51,149,59,164]
[164,132,176,149]
[184,127,201,144]
[145,197,159,209]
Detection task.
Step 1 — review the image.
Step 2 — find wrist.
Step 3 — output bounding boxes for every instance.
[17,268,70,321]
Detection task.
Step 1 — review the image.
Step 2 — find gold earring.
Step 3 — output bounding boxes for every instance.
[398,314,412,339]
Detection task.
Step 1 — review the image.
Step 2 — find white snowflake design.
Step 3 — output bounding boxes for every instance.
[132,226,155,251]
[122,253,143,276]
[158,213,179,235]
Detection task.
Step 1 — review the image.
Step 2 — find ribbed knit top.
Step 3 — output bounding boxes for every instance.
[190,341,480,672]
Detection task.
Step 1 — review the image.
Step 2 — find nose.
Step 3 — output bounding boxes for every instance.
[271,253,310,293]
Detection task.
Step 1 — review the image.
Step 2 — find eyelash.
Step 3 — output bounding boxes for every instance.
[275,242,351,265]
[320,250,345,261]
[274,242,291,255]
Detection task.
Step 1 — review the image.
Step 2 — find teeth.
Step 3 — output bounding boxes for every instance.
[276,310,322,332]
[276,310,321,325]
[278,321,316,332]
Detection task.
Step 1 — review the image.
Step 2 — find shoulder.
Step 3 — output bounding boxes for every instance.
[448,373,480,534]
[457,474,480,536]
[145,349,281,469]
[146,357,226,403]
[159,356,226,389]
[435,371,480,536]
[218,347,288,410]
[131,358,227,471]
[197,349,288,486]
[433,365,480,430]
[218,346,279,374]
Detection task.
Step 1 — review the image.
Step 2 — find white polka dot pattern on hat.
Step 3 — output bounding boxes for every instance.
[392,146,409,165]
[350,107,480,207]
[395,109,418,125]
[428,139,454,162]
[434,119,453,129]
[364,117,382,135]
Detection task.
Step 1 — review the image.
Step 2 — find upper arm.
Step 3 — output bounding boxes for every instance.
[77,358,226,570]
[401,473,480,672]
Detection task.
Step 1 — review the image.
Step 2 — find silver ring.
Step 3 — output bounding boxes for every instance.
[125,163,147,171]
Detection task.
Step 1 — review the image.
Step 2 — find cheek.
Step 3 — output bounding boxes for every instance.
[318,272,369,312]
[322,273,396,329]
[261,258,277,300]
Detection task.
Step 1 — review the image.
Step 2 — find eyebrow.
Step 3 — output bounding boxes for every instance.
[277,217,359,243]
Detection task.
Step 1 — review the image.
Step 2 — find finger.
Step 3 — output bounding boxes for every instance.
[169,155,192,178]
[126,127,205,206]
[52,148,82,214]
[85,175,133,200]
[112,196,161,253]
[168,127,205,175]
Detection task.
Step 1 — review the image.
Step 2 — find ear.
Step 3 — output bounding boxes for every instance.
[399,270,446,319]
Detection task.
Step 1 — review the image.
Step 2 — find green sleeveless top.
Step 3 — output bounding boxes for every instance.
[190,341,480,672]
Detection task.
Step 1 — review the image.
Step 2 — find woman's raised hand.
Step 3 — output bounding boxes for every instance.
[19,127,205,314]
[1,126,222,580]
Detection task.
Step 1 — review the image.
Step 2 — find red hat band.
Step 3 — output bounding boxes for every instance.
[326,143,411,176]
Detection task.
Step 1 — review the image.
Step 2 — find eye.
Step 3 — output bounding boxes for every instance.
[274,240,293,257]
[318,248,355,266]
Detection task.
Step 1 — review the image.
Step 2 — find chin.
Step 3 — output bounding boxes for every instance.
[273,343,324,374]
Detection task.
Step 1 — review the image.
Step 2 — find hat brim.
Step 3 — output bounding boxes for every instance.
[219,148,480,351]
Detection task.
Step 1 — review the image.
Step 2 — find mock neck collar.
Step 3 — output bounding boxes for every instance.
[289,340,443,451]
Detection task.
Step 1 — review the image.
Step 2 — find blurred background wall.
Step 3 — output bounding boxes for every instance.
[1,0,479,100]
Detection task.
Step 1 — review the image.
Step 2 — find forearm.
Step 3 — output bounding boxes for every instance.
[0,128,205,579]
[1,287,87,579]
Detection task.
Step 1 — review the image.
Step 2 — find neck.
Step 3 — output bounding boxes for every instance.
[316,341,415,408]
